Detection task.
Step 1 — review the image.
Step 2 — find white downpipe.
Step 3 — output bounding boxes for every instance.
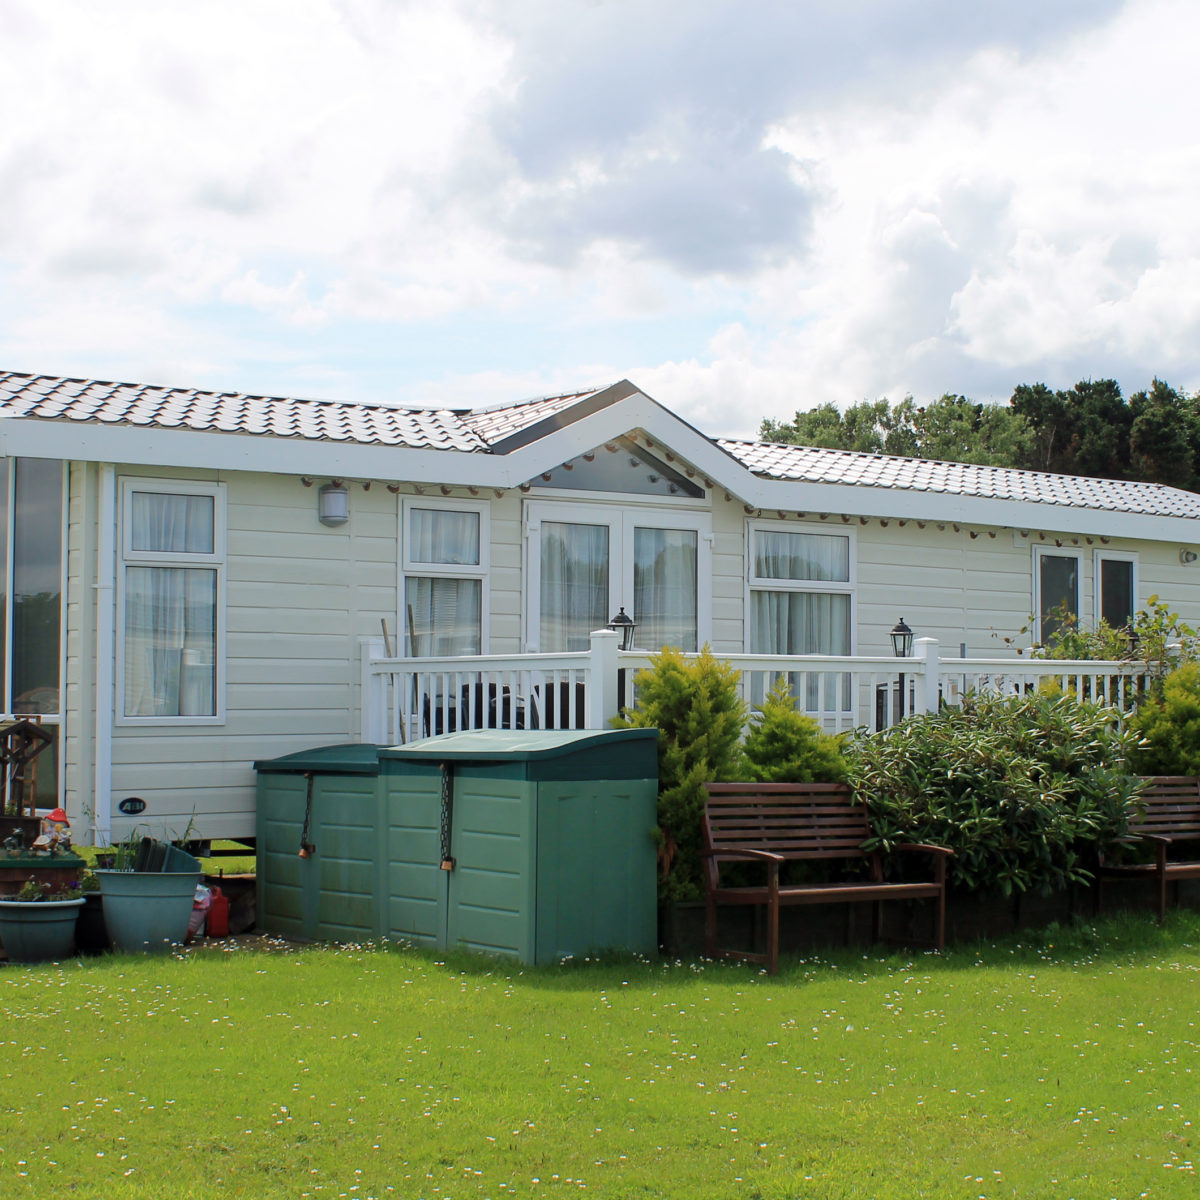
[93,464,116,846]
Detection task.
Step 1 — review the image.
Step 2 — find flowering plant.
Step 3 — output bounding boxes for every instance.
[11,876,83,902]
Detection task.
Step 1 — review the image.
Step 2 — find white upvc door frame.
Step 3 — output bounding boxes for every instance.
[522,498,713,653]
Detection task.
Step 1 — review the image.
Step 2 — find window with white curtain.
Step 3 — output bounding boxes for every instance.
[748,522,854,710]
[402,500,489,656]
[120,480,224,721]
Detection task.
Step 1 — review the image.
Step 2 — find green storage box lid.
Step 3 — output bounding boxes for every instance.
[381,728,656,763]
[253,743,383,775]
[380,728,658,782]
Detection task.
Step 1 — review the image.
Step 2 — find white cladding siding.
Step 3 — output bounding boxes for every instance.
[103,468,401,842]
[58,456,1200,845]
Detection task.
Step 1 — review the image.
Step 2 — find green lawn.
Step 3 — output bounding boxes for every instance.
[73,841,256,876]
[1,914,1197,1199]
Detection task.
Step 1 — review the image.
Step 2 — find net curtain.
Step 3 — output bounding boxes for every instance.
[124,493,216,717]
[406,509,482,656]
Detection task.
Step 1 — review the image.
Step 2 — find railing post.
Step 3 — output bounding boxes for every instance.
[587,629,620,729]
[912,636,940,716]
[360,637,387,743]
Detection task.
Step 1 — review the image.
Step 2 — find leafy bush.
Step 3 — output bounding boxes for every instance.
[742,675,847,783]
[848,692,1142,896]
[1129,662,1200,775]
[614,646,747,902]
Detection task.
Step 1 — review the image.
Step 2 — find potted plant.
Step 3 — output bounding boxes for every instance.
[94,836,203,954]
[0,876,85,963]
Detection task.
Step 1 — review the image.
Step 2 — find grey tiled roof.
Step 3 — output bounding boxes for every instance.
[0,372,612,453]
[0,371,491,450]
[461,389,603,443]
[719,438,1200,518]
[2,370,1197,520]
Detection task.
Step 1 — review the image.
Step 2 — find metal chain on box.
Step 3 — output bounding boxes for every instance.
[439,762,455,870]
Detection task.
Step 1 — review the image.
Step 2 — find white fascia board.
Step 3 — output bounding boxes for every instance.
[5,399,1198,544]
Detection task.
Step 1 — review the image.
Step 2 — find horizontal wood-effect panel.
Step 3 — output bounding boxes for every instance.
[225,683,353,709]
[225,659,352,687]
[228,553,395,588]
[110,729,362,765]
[225,633,358,659]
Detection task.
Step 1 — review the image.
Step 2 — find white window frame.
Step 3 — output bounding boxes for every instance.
[523,499,713,652]
[744,519,858,654]
[400,496,491,656]
[1032,544,1082,645]
[116,477,226,726]
[1093,549,1138,630]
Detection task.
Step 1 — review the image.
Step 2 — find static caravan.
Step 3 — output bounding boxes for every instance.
[1,371,1198,847]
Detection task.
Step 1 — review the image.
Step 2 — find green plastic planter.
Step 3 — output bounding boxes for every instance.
[96,863,202,954]
[0,898,84,963]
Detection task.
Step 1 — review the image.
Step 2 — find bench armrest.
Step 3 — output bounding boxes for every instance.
[701,847,786,864]
[892,843,955,859]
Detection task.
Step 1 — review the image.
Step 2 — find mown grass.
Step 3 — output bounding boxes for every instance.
[73,841,256,876]
[1,914,1197,1199]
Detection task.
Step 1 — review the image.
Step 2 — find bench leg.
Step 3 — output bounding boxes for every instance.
[766,896,779,976]
[934,888,946,951]
[704,891,718,958]
[1157,867,1167,925]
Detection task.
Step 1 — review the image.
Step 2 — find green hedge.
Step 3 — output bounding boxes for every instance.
[848,691,1142,895]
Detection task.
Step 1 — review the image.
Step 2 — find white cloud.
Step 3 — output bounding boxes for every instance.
[3,0,1199,442]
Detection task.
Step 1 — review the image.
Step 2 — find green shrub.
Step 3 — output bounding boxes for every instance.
[848,691,1142,896]
[1130,661,1200,775]
[614,646,746,902]
[742,675,847,783]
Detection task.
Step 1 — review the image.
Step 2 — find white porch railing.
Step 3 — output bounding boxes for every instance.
[361,633,1155,745]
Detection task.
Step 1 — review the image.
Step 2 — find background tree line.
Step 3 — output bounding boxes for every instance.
[760,378,1200,491]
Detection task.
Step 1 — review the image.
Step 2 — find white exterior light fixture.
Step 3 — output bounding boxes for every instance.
[318,481,349,527]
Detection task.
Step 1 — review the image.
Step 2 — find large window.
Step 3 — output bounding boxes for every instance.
[120,479,224,721]
[402,499,488,656]
[748,522,853,710]
[0,457,64,806]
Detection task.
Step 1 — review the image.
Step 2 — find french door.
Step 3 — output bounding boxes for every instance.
[524,501,712,652]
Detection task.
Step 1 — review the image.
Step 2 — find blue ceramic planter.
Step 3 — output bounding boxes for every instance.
[95,869,201,954]
[0,898,84,963]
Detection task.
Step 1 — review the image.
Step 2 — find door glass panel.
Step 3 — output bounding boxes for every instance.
[540,522,609,651]
[634,527,697,651]
[1039,554,1079,642]
[1099,559,1134,629]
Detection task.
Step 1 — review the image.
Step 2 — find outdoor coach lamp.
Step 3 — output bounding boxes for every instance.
[607,606,638,651]
[890,617,914,720]
[889,617,914,659]
[318,480,349,526]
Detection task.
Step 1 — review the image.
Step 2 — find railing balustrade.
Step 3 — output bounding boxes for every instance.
[361,633,1154,745]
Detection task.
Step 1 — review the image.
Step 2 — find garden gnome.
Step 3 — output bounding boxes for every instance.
[32,807,71,854]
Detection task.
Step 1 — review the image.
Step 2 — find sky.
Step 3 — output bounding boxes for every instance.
[2,0,1199,439]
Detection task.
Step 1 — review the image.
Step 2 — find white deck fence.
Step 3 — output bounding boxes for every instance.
[360,632,1156,745]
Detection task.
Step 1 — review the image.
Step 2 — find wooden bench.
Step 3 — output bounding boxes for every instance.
[702,782,952,974]
[1097,776,1200,923]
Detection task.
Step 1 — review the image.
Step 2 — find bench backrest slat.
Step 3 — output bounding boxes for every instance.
[704,782,869,861]
[1132,777,1200,842]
